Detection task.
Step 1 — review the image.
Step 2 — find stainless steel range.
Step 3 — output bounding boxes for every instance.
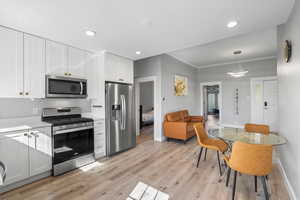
[42,107,95,176]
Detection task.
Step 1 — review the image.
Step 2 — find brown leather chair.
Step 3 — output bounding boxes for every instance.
[163,110,204,143]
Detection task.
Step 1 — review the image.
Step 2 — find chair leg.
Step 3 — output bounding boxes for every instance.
[261,176,269,200]
[196,147,203,168]
[226,168,231,187]
[217,151,222,176]
[254,176,257,192]
[265,175,269,180]
[232,171,238,200]
[204,148,207,161]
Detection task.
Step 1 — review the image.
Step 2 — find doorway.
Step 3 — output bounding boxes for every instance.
[135,76,161,143]
[200,82,222,129]
[251,77,278,132]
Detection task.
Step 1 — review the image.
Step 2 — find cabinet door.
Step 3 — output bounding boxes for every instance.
[87,53,104,99]
[0,27,23,98]
[0,131,29,185]
[104,52,133,83]
[46,40,68,76]
[24,34,46,98]
[68,47,87,78]
[29,127,52,176]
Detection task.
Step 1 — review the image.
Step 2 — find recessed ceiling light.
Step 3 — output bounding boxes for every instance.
[85,30,96,37]
[233,50,242,55]
[136,51,141,55]
[227,21,238,28]
[227,70,248,78]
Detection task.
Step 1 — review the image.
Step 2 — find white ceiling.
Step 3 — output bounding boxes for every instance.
[168,28,278,68]
[0,0,294,60]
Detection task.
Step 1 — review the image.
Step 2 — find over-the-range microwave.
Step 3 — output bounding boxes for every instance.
[45,75,87,98]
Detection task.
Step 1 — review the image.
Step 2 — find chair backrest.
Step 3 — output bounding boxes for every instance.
[245,123,270,135]
[229,141,273,176]
[194,123,209,146]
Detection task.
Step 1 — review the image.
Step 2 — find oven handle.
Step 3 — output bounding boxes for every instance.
[54,126,94,135]
[80,82,83,95]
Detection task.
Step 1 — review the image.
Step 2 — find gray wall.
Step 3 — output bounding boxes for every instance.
[0,99,91,119]
[161,54,198,116]
[134,55,162,78]
[140,82,154,112]
[197,58,277,126]
[277,1,299,198]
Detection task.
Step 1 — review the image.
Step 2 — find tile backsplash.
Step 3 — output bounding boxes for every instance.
[0,98,92,119]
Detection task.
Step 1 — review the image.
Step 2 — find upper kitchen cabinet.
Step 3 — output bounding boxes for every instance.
[0,27,23,98]
[24,34,46,98]
[68,47,87,78]
[86,52,104,100]
[46,40,68,76]
[104,52,133,84]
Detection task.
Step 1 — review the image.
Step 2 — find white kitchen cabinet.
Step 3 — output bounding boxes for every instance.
[46,40,68,76]
[104,52,133,84]
[0,27,23,98]
[24,34,46,98]
[68,47,87,78]
[28,127,52,176]
[0,127,52,187]
[87,52,105,100]
[0,131,29,185]
[94,119,106,158]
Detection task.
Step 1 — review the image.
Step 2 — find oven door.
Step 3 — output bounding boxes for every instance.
[53,126,94,165]
[46,75,87,98]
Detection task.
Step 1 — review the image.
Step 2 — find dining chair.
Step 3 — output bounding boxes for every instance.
[244,123,270,135]
[194,123,228,176]
[224,141,272,200]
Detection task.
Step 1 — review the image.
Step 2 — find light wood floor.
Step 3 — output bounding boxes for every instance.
[0,137,289,200]
[137,125,154,144]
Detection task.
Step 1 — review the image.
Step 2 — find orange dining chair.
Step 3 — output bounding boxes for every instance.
[224,141,272,200]
[244,123,270,135]
[194,123,228,176]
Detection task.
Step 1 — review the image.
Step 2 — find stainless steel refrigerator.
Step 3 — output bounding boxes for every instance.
[105,82,136,156]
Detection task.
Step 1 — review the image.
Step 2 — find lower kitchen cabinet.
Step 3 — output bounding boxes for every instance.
[94,119,106,159]
[0,127,52,187]
[0,131,29,185]
[28,127,52,176]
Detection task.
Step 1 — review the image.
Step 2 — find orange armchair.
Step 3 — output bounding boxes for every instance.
[224,141,272,200]
[163,110,204,143]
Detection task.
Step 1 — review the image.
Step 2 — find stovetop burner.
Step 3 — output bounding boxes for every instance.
[41,107,93,126]
[43,117,93,126]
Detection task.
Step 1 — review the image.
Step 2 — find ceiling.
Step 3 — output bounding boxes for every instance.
[0,0,294,60]
[168,28,277,68]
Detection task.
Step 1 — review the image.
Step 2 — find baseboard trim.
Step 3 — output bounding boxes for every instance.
[275,158,297,200]
[220,124,244,129]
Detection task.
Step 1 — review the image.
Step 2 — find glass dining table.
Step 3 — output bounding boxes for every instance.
[208,127,287,146]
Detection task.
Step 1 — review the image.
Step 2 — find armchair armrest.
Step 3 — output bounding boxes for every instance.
[189,116,204,122]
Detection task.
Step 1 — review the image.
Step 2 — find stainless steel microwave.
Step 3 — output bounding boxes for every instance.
[45,75,87,98]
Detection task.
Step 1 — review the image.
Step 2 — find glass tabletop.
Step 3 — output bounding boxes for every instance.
[208,127,287,146]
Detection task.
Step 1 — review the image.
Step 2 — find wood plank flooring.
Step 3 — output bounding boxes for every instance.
[0,137,289,200]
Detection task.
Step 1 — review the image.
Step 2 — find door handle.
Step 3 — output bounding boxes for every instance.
[120,95,126,130]
[80,82,83,95]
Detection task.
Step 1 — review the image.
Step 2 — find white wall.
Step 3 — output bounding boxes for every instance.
[197,58,277,126]
[140,82,154,112]
[277,1,299,198]
[161,54,198,116]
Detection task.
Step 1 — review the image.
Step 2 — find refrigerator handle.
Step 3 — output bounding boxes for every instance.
[121,94,126,130]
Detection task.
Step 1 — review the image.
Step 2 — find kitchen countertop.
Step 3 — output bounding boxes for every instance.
[0,116,51,134]
[82,113,105,121]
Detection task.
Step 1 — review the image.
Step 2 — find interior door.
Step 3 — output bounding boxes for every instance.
[263,80,278,131]
[203,86,208,121]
